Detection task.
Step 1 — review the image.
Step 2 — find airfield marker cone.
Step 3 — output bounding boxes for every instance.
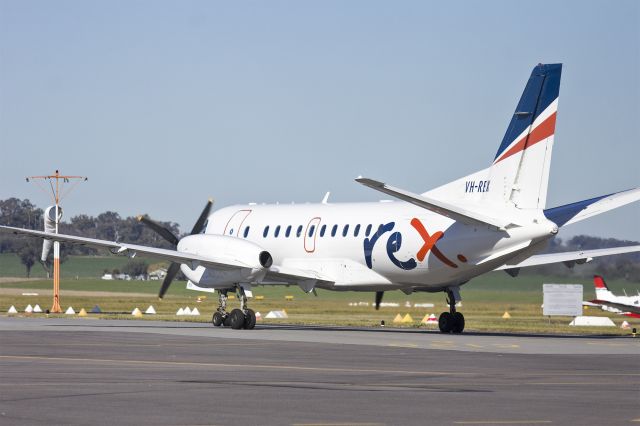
[8,305,18,314]
[33,304,43,313]
[65,306,76,315]
[78,308,88,317]
[24,304,33,313]
[401,313,414,323]
[502,311,511,319]
[393,314,403,323]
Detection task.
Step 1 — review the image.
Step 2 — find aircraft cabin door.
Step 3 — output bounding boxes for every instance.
[304,217,321,253]
[224,209,252,237]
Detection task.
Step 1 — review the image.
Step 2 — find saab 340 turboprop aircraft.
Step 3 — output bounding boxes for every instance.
[3,63,640,333]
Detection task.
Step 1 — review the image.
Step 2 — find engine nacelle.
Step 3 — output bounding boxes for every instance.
[177,234,272,288]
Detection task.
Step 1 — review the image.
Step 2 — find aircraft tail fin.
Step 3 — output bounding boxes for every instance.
[593,275,614,299]
[426,64,562,212]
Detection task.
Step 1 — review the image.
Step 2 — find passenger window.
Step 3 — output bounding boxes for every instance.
[243,226,250,238]
[296,225,303,238]
[354,224,361,237]
[263,226,269,238]
[331,225,337,237]
[320,224,326,237]
[308,225,315,237]
[365,224,372,236]
[285,225,292,237]
[342,224,349,237]
[274,225,281,238]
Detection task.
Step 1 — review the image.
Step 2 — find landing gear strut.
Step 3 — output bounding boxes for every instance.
[211,286,256,330]
[438,288,465,334]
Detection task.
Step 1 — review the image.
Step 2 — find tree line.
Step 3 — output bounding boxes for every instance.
[0,198,179,277]
[1,197,639,281]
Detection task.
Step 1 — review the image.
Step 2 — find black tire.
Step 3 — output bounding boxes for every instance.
[223,314,232,327]
[243,309,256,330]
[229,309,245,330]
[212,311,223,327]
[438,312,454,333]
[452,312,465,334]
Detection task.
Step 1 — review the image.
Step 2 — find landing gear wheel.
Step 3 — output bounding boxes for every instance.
[452,312,465,334]
[229,309,245,330]
[243,309,256,330]
[223,314,232,327]
[212,311,224,327]
[438,312,454,333]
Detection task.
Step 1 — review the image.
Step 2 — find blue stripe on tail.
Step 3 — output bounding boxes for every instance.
[494,63,562,161]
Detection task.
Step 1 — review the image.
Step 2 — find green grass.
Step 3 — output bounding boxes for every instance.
[0,253,132,278]
[2,272,639,335]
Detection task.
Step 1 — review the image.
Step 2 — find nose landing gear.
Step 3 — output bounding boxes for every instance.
[438,287,465,334]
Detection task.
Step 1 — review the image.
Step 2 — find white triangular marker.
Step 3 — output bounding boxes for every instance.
[145,305,156,314]
[8,305,18,314]
[65,307,76,315]
[131,307,142,316]
[190,307,200,316]
[25,304,33,313]
[183,307,192,315]
[33,304,43,313]
[176,307,184,316]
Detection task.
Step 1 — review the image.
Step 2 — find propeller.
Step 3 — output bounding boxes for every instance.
[375,291,384,310]
[138,199,213,299]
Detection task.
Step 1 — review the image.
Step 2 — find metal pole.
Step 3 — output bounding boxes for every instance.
[51,170,61,313]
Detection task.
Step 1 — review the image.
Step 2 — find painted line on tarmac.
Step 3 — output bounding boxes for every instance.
[293,423,384,426]
[454,422,551,425]
[0,355,474,376]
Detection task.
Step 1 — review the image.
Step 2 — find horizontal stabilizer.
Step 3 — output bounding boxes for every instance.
[544,187,640,227]
[495,245,640,270]
[356,177,518,229]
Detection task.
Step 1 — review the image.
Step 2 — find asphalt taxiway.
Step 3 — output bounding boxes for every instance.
[1,316,638,425]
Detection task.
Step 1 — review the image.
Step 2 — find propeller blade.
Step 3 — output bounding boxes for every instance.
[190,199,214,235]
[375,291,384,310]
[138,216,179,246]
[158,262,181,299]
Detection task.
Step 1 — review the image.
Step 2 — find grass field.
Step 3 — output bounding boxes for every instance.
[0,253,132,279]
[2,270,639,335]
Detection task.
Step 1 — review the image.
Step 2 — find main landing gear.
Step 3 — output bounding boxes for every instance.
[438,288,465,334]
[211,287,256,330]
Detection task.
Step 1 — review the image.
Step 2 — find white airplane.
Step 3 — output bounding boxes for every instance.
[587,275,640,318]
[2,63,640,333]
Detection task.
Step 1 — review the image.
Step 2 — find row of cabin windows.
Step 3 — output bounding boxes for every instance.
[240,223,379,239]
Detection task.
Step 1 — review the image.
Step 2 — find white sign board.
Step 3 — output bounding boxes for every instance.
[543,284,583,316]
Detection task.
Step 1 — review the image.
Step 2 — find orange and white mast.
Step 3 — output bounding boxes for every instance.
[26,170,87,313]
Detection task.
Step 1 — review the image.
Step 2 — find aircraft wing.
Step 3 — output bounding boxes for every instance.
[495,245,640,270]
[356,177,518,229]
[0,225,247,270]
[0,225,335,288]
[589,299,640,316]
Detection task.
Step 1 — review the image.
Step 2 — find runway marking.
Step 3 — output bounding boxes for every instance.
[466,344,484,349]
[492,344,520,349]
[586,342,628,347]
[453,421,551,424]
[0,355,474,376]
[387,343,418,348]
[293,423,384,426]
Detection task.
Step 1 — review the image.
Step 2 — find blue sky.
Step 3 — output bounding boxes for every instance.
[1,1,638,241]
